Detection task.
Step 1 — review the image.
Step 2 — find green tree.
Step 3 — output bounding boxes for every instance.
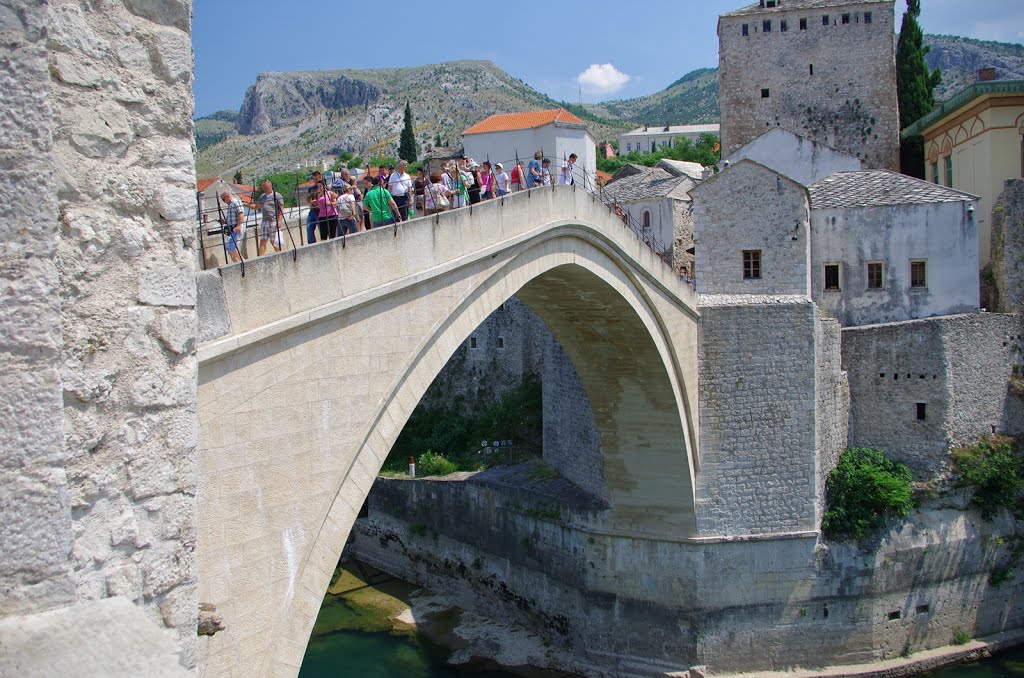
[398,101,418,163]
[821,448,913,541]
[896,0,941,178]
[232,169,243,184]
[434,132,442,148]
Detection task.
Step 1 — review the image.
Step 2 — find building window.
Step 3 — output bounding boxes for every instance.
[497,337,505,349]
[800,17,807,30]
[842,13,850,24]
[944,155,953,186]
[867,261,884,289]
[931,161,939,184]
[743,250,762,279]
[916,402,927,421]
[809,64,814,76]
[910,260,927,288]
[642,210,651,228]
[822,14,829,26]
[824,263,840,291]
[780,19,788,32]
[864,11,872,24]
[470,337,477,349]
[763,19,772,32]
[742,23,749,36]
[626,142,631,152]
[765,0,776,6]
[761,88,771,98]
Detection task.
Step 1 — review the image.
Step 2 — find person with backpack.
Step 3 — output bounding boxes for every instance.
[362,176,400,228]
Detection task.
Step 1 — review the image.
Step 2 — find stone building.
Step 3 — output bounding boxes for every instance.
[992,179,1024,312]
[902,78,1024,268]
[693,161,979,325]
[718,0,900,172]
[601,159,702,272]
[723,127,862,186]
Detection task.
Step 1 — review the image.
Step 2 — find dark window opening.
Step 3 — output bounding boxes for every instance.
[642,210,651,228]
[763,19,772,32]
[761,88,771,98]
[945,155,953,186]
[824,264,840,291]
[822,14,829,26]
[809,64,814,76]
[916,403,927,421]
[743,250,762,280]
[470,337,477,349]
[864,11,872,23]
[742,23,749,36]
[780,19,788,32]
[867,262,883,289]
[916,604,930,615]
[888,610,901,621]
[799,17,807,30]
[842,13,850,24]
[497,337,505,349]
[911,260,927,288]
[931,161,939,184]
[765,0,777,6]
[879,373,885,379]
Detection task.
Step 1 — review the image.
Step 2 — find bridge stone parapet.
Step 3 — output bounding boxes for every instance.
[196,186,701,677]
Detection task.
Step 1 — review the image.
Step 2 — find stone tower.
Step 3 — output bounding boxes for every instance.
[718,0,900,171]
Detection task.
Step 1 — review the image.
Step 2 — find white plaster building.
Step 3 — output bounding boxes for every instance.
[808,170,980,325]
[723,127,861,186]
[619,124,720,155]
[462,109,596,185]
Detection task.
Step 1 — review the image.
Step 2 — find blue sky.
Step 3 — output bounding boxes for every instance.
[193,0,1024,118]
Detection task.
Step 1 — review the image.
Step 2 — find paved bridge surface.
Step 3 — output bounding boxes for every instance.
[196,186,701,677]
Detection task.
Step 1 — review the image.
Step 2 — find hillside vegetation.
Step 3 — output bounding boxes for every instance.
[195,35,1024,178]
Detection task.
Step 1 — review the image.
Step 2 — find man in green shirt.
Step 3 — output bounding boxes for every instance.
[362,176,399,228]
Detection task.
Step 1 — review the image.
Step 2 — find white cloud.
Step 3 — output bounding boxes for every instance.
[576,63,631,95]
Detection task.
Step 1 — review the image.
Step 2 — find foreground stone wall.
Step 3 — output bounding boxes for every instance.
[843,313,1024,477]
[354,477,1023,676]
[992,179,1024,313]
[815,316,850,520]
[1,0,198,671]
[0,0,74,618]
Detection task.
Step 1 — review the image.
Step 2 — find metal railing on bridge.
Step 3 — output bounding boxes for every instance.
[196,158,694,289]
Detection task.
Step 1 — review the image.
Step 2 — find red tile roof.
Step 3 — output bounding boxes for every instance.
[196,178,218,193]
[463,108,586,135]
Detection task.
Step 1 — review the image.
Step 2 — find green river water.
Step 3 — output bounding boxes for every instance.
[298,561,1023,678]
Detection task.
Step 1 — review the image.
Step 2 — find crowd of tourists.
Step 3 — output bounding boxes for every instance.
[215,152,580,260]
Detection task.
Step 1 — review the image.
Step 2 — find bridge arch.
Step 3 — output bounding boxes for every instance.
[196,189,700,676]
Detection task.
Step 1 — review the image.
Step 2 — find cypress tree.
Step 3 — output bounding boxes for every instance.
[896,0,941,178]
[398,101,418,163]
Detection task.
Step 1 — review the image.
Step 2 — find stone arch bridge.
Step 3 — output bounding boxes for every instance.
[196,186,701,676]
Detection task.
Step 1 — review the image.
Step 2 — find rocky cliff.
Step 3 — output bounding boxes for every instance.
[238,72,381,135]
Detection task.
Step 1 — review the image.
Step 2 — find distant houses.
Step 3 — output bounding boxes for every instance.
[462,108,597,185]
[618,124,720,155]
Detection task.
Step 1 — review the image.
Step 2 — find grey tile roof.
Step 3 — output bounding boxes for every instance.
[601,166,693,203]
[808,170,977,209]
[722,0,889,18]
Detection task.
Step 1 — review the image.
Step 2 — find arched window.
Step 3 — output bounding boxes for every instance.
[642,210,651,229]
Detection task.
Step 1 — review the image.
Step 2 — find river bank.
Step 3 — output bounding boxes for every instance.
[298,557,581,678]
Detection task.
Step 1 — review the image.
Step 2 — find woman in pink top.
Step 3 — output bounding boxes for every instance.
[314,184,339,240]
[479,161,495,199]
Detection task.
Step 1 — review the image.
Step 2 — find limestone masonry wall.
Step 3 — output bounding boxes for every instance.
[692,161,811,296]
[1,0,74,618]
[355,478,1024,676]
[992,179,1024,313]
[718,1,899,171]
[815,316,850,521]
[0,0,198,670]
[696,297,820,536]
[843,313,1024,477]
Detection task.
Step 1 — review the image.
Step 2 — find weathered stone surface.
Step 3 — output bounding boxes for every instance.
[122,0,191,30]
[150,26,192,82]
[158,310,196,355]
[139,267,196,307]
[198,603,225,636]
[992,179,1024,313]
[0,597,190,677]
[195,271,229,342]
[66,101,134,158]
